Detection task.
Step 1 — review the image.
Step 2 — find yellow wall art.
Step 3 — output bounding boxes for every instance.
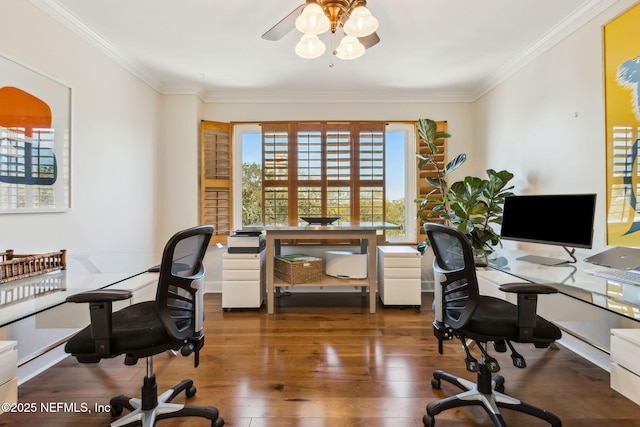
[604,2,640,245]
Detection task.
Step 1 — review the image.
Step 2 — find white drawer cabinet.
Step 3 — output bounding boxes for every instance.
[377,246,421,306]
[0,341,17,413]
[222,251,265,309]
[611,329,640,406]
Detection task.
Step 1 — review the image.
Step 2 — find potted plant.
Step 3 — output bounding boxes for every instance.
[415,118,514,261]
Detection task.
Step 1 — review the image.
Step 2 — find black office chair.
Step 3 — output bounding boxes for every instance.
[423,223,562,427]
[65,225,224,427]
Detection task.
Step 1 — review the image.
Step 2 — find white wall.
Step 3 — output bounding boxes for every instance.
[156,95,203,248]
[0,0,161,254]
[474,0,640,254]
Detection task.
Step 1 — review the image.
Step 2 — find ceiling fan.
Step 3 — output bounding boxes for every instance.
[262,0,380,60]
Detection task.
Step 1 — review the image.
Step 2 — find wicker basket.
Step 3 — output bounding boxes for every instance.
[274,254,322,284]
[0,249,67,284]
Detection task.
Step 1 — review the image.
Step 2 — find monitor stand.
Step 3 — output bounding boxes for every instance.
[516,246,577,266]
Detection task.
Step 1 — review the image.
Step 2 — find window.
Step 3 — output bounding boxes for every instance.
[237,127,262,227]
[215,120,447,244]
[385,123,417,243]
[259,122,385,227]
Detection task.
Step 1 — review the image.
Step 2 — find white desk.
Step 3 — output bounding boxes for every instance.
[245,223,399,314]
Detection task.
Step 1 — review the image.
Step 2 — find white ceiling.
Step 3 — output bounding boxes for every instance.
[34,0,614,102]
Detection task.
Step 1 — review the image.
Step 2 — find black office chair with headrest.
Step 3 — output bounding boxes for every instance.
[423,223,562,427]
[65,225,224,427]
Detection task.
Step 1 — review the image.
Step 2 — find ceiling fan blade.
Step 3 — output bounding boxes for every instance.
[359,32,380,49]
[262,3,305,41]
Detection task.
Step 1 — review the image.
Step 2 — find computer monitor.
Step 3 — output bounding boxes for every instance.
[500,194,597,265]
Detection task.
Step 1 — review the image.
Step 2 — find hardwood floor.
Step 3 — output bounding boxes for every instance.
[2,292,639,427]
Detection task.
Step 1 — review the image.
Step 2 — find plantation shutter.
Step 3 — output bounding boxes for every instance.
[259,122,385,244]
[356,122,385,224]
[200,120,232,245]
[262,123,291,225]
[326,124,352,221]
[416,120,448,241]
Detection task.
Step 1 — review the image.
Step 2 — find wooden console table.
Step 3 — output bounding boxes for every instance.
[245,223,399,314]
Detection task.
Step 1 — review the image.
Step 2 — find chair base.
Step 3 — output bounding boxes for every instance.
[424,365,561,427]
[109,376,224,427]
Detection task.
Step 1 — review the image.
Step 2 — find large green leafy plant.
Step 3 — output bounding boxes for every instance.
[415,118,514,253]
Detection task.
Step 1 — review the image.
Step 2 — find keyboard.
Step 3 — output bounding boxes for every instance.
[585,267,640,285]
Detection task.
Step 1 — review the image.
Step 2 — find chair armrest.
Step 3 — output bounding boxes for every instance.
[498,282,558,294]
[66,289,132,358]
[498,282,558,342]
[66,289,133,304]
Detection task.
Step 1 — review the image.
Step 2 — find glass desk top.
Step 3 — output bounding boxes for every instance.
[0,252,159,328]
[486,249,640,322]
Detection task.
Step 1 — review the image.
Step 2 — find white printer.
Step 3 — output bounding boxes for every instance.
[325,251,368,279]
[227,230,265,253]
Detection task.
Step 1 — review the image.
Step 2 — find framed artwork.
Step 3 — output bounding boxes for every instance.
[604,2,640,245]
[0,53,71,213]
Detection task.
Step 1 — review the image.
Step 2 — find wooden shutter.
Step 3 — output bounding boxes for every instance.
[259,121,385,244]
[355,122,385,224]
[296,123,323,219]
[200,121,232,245]
[416,120,448,241]
[326,124,352,221]
[262,123,291,226]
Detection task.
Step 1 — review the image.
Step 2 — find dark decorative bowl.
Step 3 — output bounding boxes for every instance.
[300,216,340,225]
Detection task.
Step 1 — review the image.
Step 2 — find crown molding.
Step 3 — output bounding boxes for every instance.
[201,90,475,104]
[472,0,619,100]
[29,0,162,91]
[158,84,207,101]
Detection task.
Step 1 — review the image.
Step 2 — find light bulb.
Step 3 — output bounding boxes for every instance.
[295,3,330,35]
[295,33,326,59]
[335,35,365,60]
[343,6,378,37]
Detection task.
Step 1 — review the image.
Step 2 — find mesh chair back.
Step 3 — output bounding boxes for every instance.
[424,223,480,329]
[156,225,213,341]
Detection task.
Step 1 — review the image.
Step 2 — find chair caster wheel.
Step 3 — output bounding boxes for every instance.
[423,414,435,426]
[186,385,197,398]
[493,375,505,393]
[110,405,123,417]
[431,377,441,389]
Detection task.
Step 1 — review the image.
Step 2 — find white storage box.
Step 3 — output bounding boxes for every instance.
[222,251,265,309]
[0,341,17,414]
[377,246,421,306]
[610,329,640,406]
[325,251,368,279]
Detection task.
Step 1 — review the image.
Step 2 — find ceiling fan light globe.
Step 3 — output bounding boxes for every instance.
[295,3,331,35]
[295,33,326,59]
[335,35,365,60]
[343,6,378,37]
